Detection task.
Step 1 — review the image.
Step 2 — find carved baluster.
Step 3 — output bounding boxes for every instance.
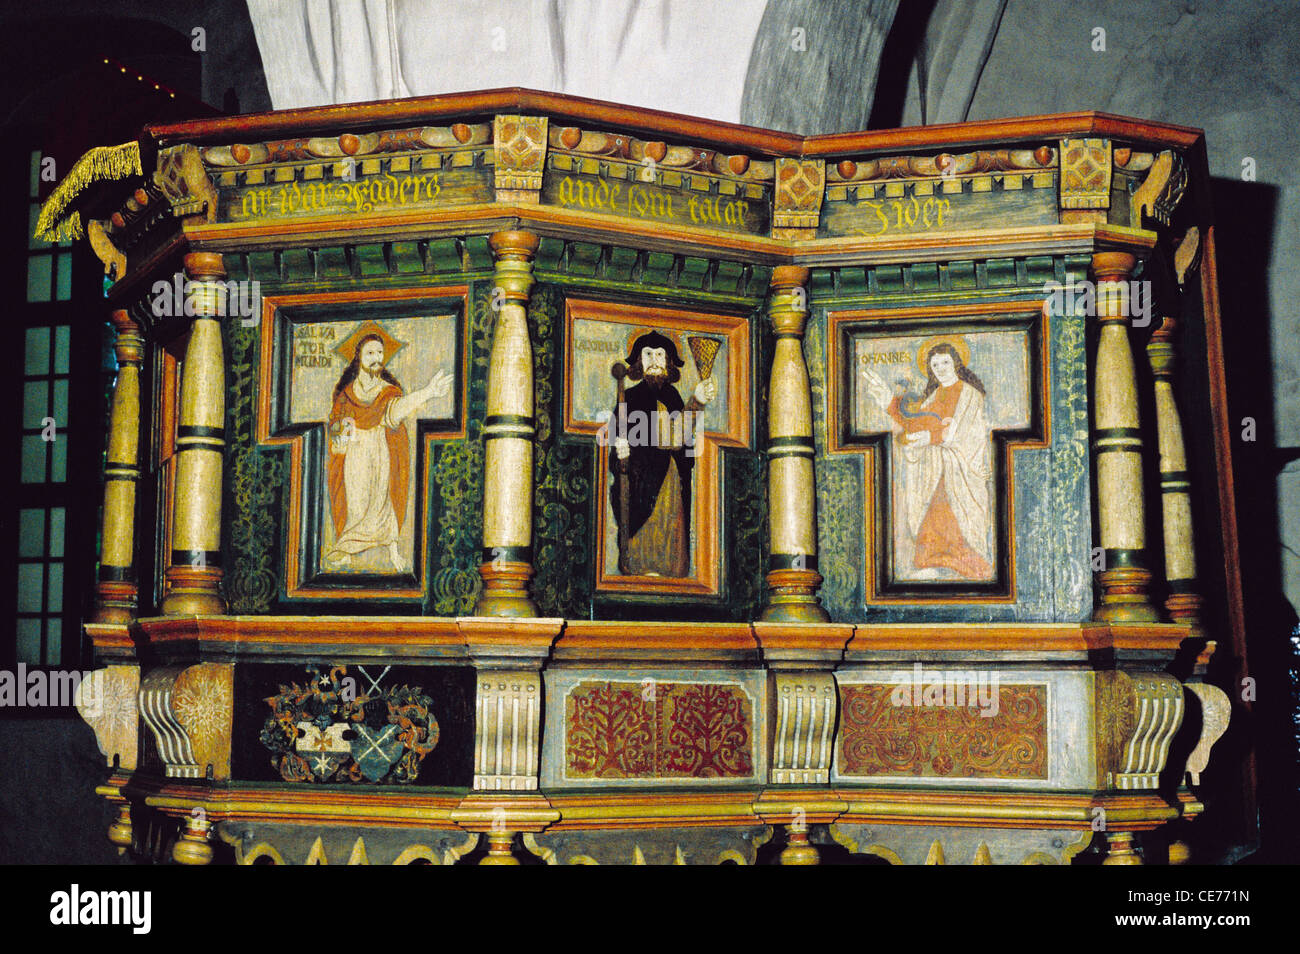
[1147,317,1204,634]
[93,310,144,623]
[781,822,819,865]
[1102,830,1143,865]
[1091,252,1158,622]
[762,266,828,622]
[160,253,227,615]
[480,831,520,865]
[172,812,214,865]
[108,803,134,854]
[475,231,540,616]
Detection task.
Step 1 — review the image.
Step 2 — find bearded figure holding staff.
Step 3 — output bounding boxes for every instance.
[606,330,719,577]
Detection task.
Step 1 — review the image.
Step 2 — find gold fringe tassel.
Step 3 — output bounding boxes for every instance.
[34,141,142,244]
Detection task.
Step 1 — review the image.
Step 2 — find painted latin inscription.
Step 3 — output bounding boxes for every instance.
[850,195,952,237]
[818,176,1057,239]
[221,167,493,222]
[544,173,766,234]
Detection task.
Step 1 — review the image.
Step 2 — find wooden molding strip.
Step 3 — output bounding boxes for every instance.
[833,788,1182,831]
[180,210,1158,273]
[846,622,1191,654]
[130,778,1183,831]
[115,615,1194,659]
[145,88,1204,157]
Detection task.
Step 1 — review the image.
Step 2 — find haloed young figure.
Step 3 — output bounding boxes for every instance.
[607,331,716,577]
[864,341,994,581]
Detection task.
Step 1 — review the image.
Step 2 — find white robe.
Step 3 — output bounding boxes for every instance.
[896,381,993,567]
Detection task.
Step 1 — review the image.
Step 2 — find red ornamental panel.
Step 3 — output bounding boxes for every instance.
[838,683,1048,780]
[565,681,754,780]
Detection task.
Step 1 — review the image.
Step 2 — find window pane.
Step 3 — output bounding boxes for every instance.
[54,325,70,373]
[21,435,47,483]
[24,327,50,375]
[45,619,61,665]
[17,563,43,612]
[50,437,67,483]
[52,379,68,422]
[28,204,45,250]
[46,562,63,612]
[29,150,40,198]
[55,253,72,300]
[18,509,45,557]
[27,255,52,302]
[48,508,65,558]
[22,381,48,428]
[16,618,41,665]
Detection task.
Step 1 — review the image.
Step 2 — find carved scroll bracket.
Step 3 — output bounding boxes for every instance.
[1131,150,1189,228]
[1095,670,1185,791]
[138,663,234,780]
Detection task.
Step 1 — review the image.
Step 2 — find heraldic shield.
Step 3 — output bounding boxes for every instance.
[262,666,440,784]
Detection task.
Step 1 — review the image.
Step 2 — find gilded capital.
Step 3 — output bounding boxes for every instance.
[489,230,540,301]
[183,251,226,282]
[769,265,811,338]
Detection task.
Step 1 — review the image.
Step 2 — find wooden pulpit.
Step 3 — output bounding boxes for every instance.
[42,90,1240,865]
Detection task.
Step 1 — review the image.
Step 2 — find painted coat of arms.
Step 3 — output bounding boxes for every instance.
[261,666,440,783]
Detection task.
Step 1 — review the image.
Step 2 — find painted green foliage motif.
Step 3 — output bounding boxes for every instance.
[428,282,492,615]
[530,284,593,618]
[724,307,769,619]
[1047,303,1091,617]
[806,305,862,619]
[224,318,283,614]
[726,448,767,619]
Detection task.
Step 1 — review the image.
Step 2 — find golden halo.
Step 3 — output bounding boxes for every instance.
[334,319,408,365]
[624,326,682,361]
[916,334,971,377]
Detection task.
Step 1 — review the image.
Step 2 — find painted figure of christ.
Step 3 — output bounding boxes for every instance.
[326,334,450,571]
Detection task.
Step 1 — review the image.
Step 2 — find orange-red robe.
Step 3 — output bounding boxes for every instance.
[327,383,409,539]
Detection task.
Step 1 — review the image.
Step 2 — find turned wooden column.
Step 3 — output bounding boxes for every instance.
[160,252,227,616]
[92,309,144,623]
[1147,316,1204,635]
[761,266,828,622]
[1102,830,1143,865]
[1091,251,1158,622]
[475,231,540,617]
[172,812,213,865]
